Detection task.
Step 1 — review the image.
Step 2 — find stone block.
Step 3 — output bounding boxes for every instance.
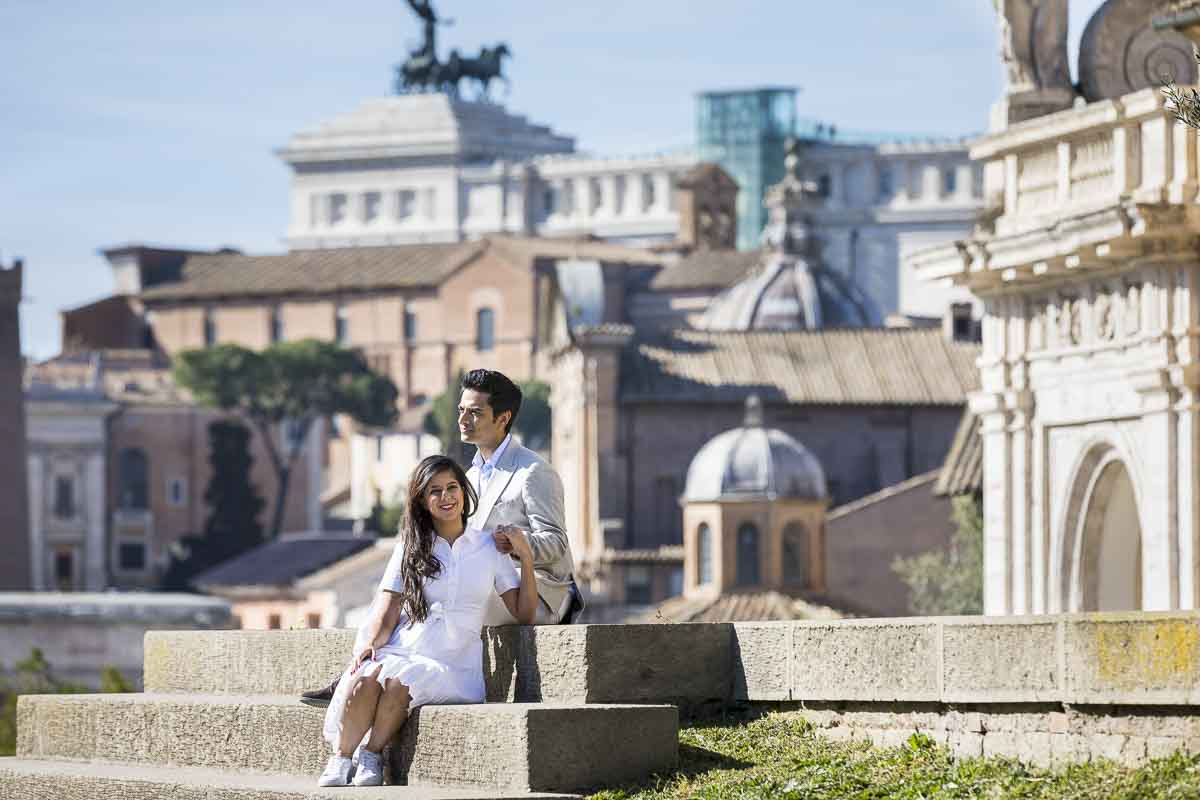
[791,620,939,702]
[396,704,678,792]
[1048,711,1070,733]
[981,732,1020,759]
[1062,615,1200,704]
[731,622,790,701]
[1090,733,1128,762]
[1147,736,1184,760]
[143,629,353,694]
[1017,732,1052,766]
[949,732,984,760]
[0,759,578,799]
[16,693,676,792]
[149,625,731,708]
[941,619,1060,703]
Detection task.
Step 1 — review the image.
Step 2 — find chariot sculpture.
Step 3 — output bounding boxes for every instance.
[395,0,511,99]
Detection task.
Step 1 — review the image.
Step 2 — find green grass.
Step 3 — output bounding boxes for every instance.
[588,713,1200,800]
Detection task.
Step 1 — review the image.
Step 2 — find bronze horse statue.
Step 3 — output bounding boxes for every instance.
[397,43,510,99]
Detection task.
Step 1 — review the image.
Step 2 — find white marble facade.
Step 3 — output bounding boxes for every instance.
[25,387,116,591]
[912,87,1200,615]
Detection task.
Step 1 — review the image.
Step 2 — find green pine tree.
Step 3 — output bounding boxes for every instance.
[161,420,265,589]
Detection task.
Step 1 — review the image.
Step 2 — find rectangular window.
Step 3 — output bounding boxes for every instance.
[118,542,146,571]
[376,435,385,462]
[641,174,656,212]
[53,475,74,519]
[335,305,349,344]
[267,613,282,630]
[329,193,347,226]
[943,167,957,196]
[403,309,417,340]
[396,189,417,221]
[561,181,576,215]
[588,178,602,215]
[613,175,626,216]
[270,308,283,343]
[363,191,381,224]
[877,167,894,201]
[543,187,556,215]
[476,307,495,352]
[167,477,187,507]
[54,548,74,583]
[307,613,322,629]
[625,565,652,605]
[203,311,216,346]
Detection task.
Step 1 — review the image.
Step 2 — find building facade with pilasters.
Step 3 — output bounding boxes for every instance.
[913,87,1200,615]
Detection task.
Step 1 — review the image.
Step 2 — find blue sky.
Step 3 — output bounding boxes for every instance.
[2,0,1106,359]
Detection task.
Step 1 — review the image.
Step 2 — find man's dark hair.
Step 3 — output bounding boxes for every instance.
[461,369,523,434]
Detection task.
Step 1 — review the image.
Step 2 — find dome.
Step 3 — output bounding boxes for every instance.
[683,397,827,503]
[695,253,880,332]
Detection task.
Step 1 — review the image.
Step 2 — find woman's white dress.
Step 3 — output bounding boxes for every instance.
[322,527,520,746]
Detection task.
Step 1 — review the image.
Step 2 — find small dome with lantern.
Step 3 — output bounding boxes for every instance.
[683,396,827,503]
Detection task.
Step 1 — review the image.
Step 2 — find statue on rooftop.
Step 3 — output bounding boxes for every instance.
[395,0,511,99]
[990,0,1076,127]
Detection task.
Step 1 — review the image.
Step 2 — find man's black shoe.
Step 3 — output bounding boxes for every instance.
[560,583,585,625]
[300,676,340,708]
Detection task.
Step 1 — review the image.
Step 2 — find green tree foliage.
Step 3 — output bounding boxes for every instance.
[174,339,398,537]
[422,376,552,464]
[892,494,984,616]
[366,496,406,537]
[0,649,132,756]
[515,380,552,452]
[161,420,265,590]
[423,371,469,466]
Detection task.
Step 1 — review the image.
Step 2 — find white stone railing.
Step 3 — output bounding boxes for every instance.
[975,87,1197,237]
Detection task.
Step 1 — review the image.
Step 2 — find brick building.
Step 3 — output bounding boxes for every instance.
[25,350,319,590]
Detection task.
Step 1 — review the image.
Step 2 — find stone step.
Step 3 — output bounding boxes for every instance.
[16,693,677,793]
[0,759,580,799]
[143,624,731,708]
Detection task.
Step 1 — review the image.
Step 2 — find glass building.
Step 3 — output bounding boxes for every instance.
[696,87,797,250]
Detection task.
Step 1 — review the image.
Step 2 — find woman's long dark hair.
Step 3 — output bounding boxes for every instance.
[397,455,477,625]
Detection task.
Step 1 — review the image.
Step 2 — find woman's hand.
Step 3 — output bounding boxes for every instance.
[494,526,534,563]
[352,647,376,673]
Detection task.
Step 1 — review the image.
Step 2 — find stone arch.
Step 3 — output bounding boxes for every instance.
[1058,442,1143,612]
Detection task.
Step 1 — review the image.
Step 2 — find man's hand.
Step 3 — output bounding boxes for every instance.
[494,526,534,562]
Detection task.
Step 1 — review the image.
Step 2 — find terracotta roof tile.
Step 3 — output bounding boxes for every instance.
[138,236,662,302]
[636,590,844,623]
[622,328,980,406]
[934,408,982,496]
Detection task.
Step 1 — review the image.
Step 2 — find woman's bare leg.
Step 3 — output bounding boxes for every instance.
[337,672,384,756]
[363,680,411,753]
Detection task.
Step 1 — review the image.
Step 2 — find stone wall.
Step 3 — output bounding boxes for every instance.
[144,611,1200,766]
[0,593,231,688]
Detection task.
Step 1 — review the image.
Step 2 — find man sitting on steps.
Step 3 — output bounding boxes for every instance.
[301,368,584,707]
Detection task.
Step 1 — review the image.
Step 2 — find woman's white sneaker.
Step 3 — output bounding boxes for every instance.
[352,749,384,786]
[317,754,354,787]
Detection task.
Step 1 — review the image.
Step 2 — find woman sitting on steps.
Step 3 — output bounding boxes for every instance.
[319,454,537,787]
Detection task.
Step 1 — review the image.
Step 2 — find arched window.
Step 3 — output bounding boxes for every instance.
[782,522,809,587]
[736,523,760,586]
[476,308,495,352]
[117,448,149,510]
[697,523,713,585]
